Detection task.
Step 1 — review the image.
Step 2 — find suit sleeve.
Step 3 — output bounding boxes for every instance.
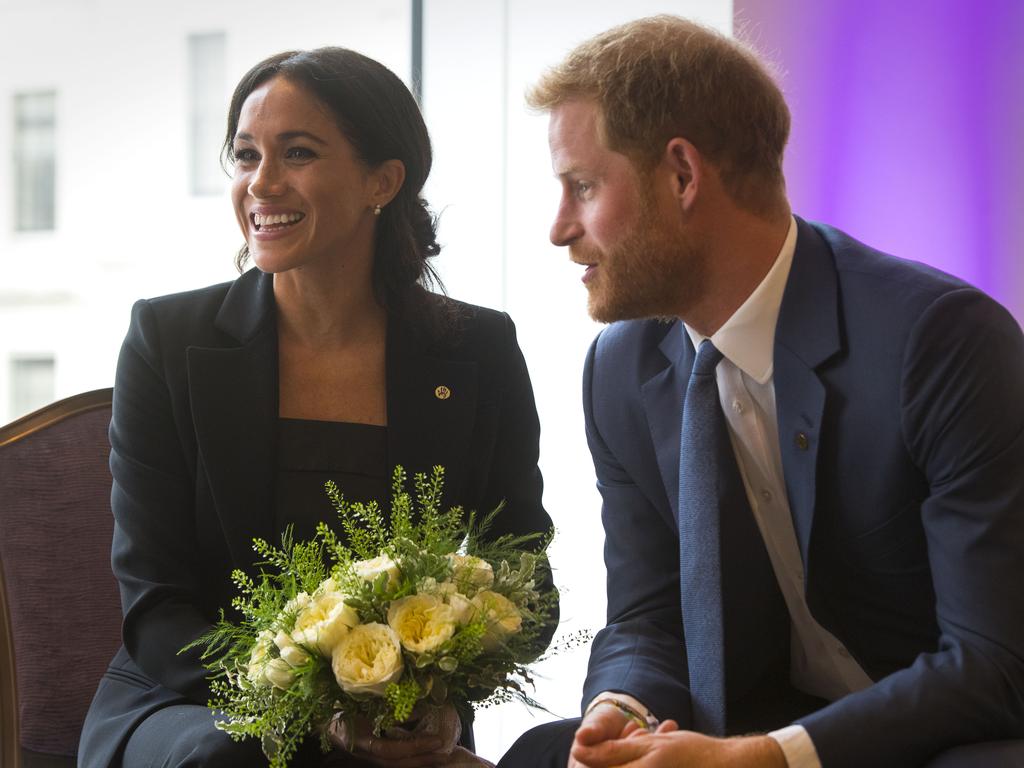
[109,299,214,703]
[799,289,1024,767]
[473,313,558,649]
[579,334,691,723]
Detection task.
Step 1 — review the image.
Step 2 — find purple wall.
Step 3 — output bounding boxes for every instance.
[734,0,1024,322]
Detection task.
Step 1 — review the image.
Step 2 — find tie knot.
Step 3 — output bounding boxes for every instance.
[692,340,724,376]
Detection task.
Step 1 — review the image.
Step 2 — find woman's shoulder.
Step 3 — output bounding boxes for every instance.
[406,291,516,355]
[127,269,268,348]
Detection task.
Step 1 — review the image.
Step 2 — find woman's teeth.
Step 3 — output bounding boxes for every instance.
[253,212,304,230]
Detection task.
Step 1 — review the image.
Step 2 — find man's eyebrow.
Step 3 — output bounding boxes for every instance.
[233,130,328,145]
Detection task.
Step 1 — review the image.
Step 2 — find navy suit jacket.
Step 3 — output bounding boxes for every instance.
[580,218,1024,767]
[79,268,553,767]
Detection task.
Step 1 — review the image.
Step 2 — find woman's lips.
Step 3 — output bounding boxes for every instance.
[250,211,305,240]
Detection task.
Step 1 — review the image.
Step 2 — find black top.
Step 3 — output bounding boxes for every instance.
[275,418,389,543]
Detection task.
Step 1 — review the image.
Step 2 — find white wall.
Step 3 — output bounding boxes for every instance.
[0,0,732,759]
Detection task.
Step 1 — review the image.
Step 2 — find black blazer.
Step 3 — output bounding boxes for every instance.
[79,268,553,767]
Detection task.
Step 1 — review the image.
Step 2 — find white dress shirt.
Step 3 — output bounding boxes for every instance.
[593,218,873,768]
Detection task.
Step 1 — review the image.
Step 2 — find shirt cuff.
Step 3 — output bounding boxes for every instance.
[586,691,654,720]
[768,725,822,768]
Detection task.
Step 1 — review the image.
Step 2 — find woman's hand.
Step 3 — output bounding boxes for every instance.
[326,703,468,767]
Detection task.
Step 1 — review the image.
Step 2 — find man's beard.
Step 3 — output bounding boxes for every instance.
[574,202,705,324]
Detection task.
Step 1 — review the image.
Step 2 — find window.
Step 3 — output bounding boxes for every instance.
[10,355,55,419]
[188,32,227,195]
[13,91,56,231]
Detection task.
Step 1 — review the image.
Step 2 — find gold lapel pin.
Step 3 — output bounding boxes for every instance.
[434,385,452,400]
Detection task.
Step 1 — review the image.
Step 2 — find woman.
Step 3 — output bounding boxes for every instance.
[79,48,553,767]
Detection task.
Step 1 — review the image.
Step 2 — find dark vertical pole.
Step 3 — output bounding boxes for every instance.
[411,0,423,104]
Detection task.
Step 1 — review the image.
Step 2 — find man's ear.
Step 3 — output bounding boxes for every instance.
[369,158,407,208]
[665,138,702,211]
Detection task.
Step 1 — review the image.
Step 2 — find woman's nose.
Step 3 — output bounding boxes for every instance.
[247,159,285,198]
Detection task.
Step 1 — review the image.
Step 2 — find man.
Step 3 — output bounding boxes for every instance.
[500,15,1024,768]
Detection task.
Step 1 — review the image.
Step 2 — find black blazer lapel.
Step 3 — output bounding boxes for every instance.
[774,218,842,569]
[187,270,279,569]
[641,320,691,526]
[386,317,479,509]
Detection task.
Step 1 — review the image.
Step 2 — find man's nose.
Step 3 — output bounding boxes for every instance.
[549,205,583,247]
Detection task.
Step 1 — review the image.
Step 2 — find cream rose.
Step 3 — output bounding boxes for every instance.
[446,591,475,626]
[291,585,359,656]
[331,622,404,696]
[471,590,522,649]
[245,629,275,687]
[448,554,494,593]
[264,657,297,690]
[387,594,457,653]
[274,629,310,668]
[283,591,312,615]
[353,554,401,589]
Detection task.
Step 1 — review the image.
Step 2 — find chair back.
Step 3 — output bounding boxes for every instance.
[0,389,122,767]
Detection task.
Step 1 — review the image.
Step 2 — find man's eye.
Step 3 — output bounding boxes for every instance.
[574,181,594,198]
[285,147,316,160]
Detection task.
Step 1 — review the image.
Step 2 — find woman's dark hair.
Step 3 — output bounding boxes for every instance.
[224,47,446,317]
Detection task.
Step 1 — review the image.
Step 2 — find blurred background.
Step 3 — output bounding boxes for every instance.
[2,0,1021,760]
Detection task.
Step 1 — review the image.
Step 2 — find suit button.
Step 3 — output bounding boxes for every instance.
[795,432,809,450]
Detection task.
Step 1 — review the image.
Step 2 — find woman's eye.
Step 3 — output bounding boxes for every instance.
[233,148,258,164]
[285,147,316,160]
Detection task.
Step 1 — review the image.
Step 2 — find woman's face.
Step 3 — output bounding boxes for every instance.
[230,76,383,277]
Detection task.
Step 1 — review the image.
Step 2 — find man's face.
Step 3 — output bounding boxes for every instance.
[547,100,703,323]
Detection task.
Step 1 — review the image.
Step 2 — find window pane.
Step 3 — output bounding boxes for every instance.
[10,355,55,419]
[188,32,227,195]
[13,91,56,231]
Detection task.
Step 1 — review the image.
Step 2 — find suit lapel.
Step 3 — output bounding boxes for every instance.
[641,321,691,525]
[187,269,278,569]
[386,315,478,509]
[774,218,842,568]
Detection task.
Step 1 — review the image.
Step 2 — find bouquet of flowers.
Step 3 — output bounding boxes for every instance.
[185,465,556,767]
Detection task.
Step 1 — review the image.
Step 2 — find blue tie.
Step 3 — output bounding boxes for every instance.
[678,339,728,735]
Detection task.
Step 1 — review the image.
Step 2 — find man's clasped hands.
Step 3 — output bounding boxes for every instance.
[568,701,787,768]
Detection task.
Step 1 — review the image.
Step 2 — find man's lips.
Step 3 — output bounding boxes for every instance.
[580,264,598,284]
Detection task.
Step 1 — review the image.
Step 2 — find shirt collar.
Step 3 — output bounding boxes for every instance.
[684,216,797,384]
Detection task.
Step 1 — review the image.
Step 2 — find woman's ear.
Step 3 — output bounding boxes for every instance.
[369,159,406,209]
[664,138,702,211]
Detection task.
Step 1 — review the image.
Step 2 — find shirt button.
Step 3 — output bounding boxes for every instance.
[732,399,744,414]
[760,489,773,502]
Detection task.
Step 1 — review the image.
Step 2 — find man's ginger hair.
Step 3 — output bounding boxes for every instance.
[528,15,790,216]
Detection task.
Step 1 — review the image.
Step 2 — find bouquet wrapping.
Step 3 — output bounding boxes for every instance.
[185,466,556,766]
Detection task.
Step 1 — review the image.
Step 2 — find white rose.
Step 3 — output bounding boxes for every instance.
[353,554,401,589]
[447,591,475,625]
[291,586,359,656]
[331,622,405,696]
[387,594,457,653]
[264,657,297,690]
[274,630,310,668]
[283,591,312,615]
[448,554,494,593]
[245,629,275,687]
[471,590,522,650]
